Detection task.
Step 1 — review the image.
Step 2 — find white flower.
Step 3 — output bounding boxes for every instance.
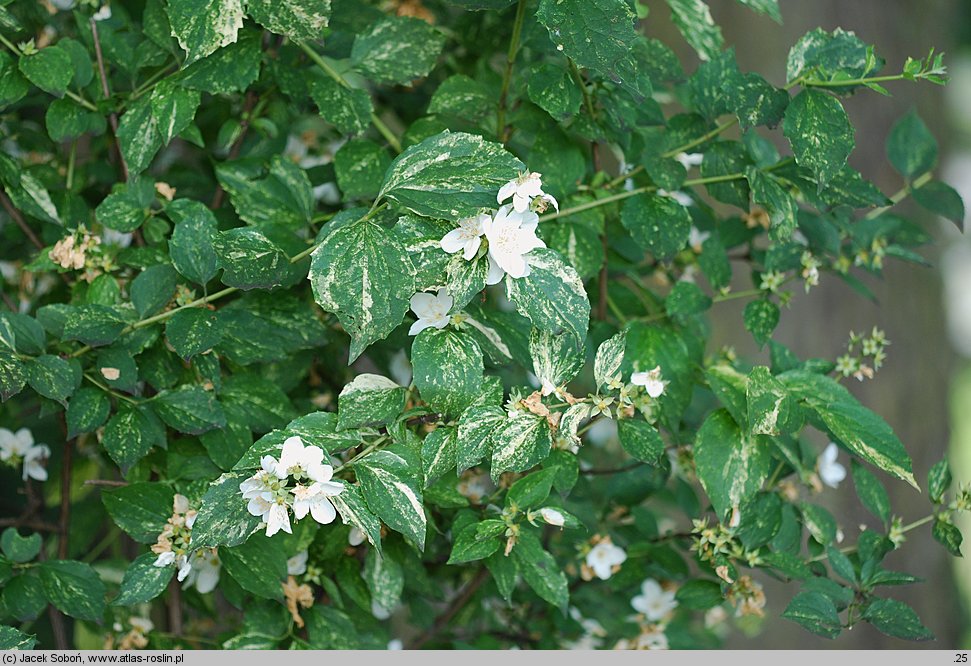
[128,617,154,634]
[674,152,704,169]
[631,579,678,621]
[277,436,331,483]
[0,428,50,482]
[292,481,343,526]
[100,228,133,248]
[388,349,412,387]
[657,188,694,207]
[688,226,710,252]
[498,172,549,214]
[371,599,391,620]
[176,555,192,582]
[482,205,545,280]
[183,549,221,593]
[539,507,565,527]
[409,289,453,336]
[287,550,309,576]
[348,527,366,547]
[485,254,505,285]
[818,443,846,489]
[440,213,490,261]
[387,639,403,650]
[631,365,666,399]
[586,539,627,580]
[153,551,176,568]
[265,501,292,537]
[92,4,111,21]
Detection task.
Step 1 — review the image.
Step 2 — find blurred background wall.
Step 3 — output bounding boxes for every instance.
[644,0,971,648]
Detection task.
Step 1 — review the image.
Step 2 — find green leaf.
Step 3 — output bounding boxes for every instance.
[429,74,493,121]
[216,157,313,230]
[355,450,427,550]
[704,364,748,426]
[0,624,36,650]
[913,180,965,230]
[511,532,568,612]
[378,131,525,220]
[801,503,838,545]
[153,385,227,435]
[351,16,444,85]
[131,264,178,318]
[594,331,626,389]
[166,308,225,361]
[413,328,483,419]
[1,528,41,563]
[167,199,220,285]
[335,139,390,200]
[448,521,502,564]
[178,30,262,95]
[113,552,175,605]
[665,0,724,61]
[783,89,854,190]
[735,492,782,549]
[166,0,244,65]
[247,0,330,41]
[536,0,647,99]
[0,349,26,402]
[933,517,963,558]
[3,574,47,621]
[213,227,291,290]
[0,52,29,109]
[787,28,869,85]
[694,409,773,520]
[505,249,590,348]
[782,591,841,639]
[150,80,200,147]
[305,607,361,649]
[457,405,505,473]
[928,458,952,504]
[310,211,416,362]
[526,64,582,120]
[191,471,262,548]
[851,460,891,527]
[863,598,934,641]
[61,304,128,347]
[618,419,665,464]
[330,484,383,552]
[45,98,106,141]
[117,96,162,175]
[26,354,80,405]
[102,482,175,544]
[743,299,779,347]
[309,75,373,136]
[665,281,712,318]
[491,411,552,480]
[886,110,937,179]
[736,0,780,22]
[39,560,106,621]
[364,548,404,614]
[675,579,724,609]
[780,370,916,488]
[66,387,110,438]
[338,373,406,430]
[621,192,691,259]
[222,535,287,600]
[746,366,789,436]
[747,168,797,240]
[103,404,166,467]
[18,45,73,96]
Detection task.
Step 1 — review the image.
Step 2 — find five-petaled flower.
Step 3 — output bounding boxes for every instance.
[440,213,490,260]
[498,171,558,214]
[483,205,545,280]
[631,366,666,399]
[539,507,565,527]
[409,289,454,336]
[818,443,846,489]
[0,428,50,482]
[585,537,627,580]
[631,579,678,622]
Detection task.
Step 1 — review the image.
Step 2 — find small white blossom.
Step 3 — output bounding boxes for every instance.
[128,617,154,634]
[277,436,331,483]
[631,365,666,398]
[92,4,111,21]
[182,549,221,593]
[674,152,704,169]
[586,539,627,580]
[0,428,50,482]
[100,228,133,248]
[631,579,678,621]
[287,550,309,576]
[291,480,343,526]
[657,188,694,207]
[440,213,490,261]
[539,507,565,527]
[483,205,545,280]
[497,172,557,214]
[348,526,366,547]
[408,289,453,336]
[264,500,292,537]
[688,226,710,252]
[818,443,846,489]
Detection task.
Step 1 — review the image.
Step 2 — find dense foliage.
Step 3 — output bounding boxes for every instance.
[0,0,967,651]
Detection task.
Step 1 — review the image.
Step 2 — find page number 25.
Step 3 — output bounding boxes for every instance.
[956,654,968,663]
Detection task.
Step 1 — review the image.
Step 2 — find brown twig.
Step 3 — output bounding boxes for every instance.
[0,518,59,531]
[210,90,258,209]
[597,233,609,321]
[83,479,128,488]
[1,290,17,312]
[168,579,183,637]
[90,17,129,182]
[57,437,73,559]
[0,189,43,250]
[26,479,69,649]
[581,461,643,476]
[406,568,489,649]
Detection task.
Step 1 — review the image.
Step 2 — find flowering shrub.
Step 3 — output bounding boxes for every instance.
[0,0,966,651]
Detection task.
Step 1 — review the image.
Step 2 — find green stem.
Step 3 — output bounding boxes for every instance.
[130,64,179,100]
[496,0,529,141]
[801,73,911,88]
[863,171,933,220]
[296,41,402,153]
[64,90,99,112]
[569,59,596,121]
[0,32,17,53]
[83,373,140,405]
[808,513,937,563]
[605,294,627,325]
[334,436,387,473]
[66,140,77,190]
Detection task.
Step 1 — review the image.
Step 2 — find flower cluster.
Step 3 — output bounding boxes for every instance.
[614,578,680,650]
[49,227,100,271]
[239,436,344,537]
[835,327,889,381]
[0,428,49,482]
[151,494,221,593]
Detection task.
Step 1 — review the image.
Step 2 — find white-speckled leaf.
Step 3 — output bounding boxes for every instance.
[412,328,483,419]
[462,316,514,364]
[783,89,854,190]
[331,483,383,553]
[337,373,406,431]
[491,411,553,480]
[351,16,444,85]
[247,0,330,41]
[355,450,427,550]
[309,211,416,362]
[421,426,458,487]
[364,548,404,615]
[746,366,788,436]
[505,248,590,349]
[529,327,583,389]
[594,330,626,389]
[379,131,525,220]
[694,409,773,520]
[558,402,590,450]
[167,0,244,66]
[191,471,262,548]
[457,405,505,473]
